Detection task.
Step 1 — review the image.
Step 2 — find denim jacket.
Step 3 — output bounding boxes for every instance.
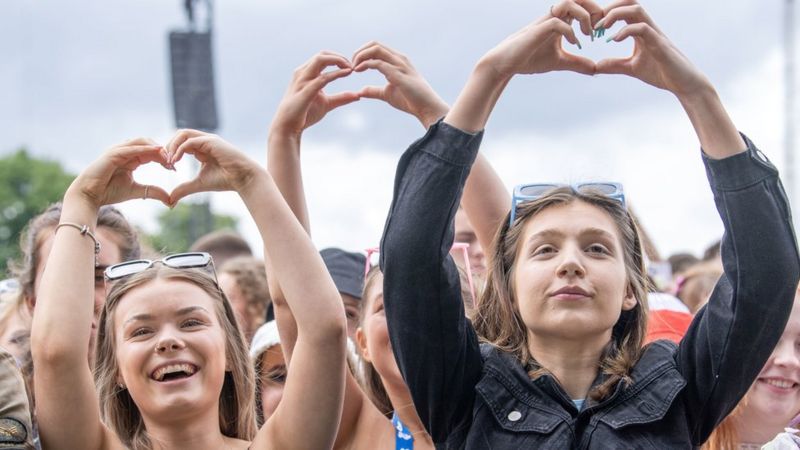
[379,121,800,449]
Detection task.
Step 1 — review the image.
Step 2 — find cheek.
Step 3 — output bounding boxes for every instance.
[260,384,284,419]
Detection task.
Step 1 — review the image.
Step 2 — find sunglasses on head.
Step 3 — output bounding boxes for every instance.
[104,252,218,283]
[510,182,625,226]
[364,242,476,303]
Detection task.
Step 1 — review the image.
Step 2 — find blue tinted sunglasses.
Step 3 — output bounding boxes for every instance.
[510,182,625,225]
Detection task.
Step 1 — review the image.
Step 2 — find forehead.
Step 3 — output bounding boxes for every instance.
[113,278,218,324]
[35,226,124,271]
[521,200,623,244]
[784,293,800,336]
[454,208,475,234]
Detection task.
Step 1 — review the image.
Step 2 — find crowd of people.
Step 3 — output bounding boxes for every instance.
[2,1,800,449]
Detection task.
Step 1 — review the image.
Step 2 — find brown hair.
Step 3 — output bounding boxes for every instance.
[95,266,256,449]
[357,266,394,417]
[10,202,140,303]
[472,187,649,401]
[219,256,271,341]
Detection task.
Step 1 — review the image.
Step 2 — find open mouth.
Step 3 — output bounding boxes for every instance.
[151,363,199,382]
[758,378,799,390]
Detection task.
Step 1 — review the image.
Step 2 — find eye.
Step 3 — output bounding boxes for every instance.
[181,318,205,328]
[586,243,610,255]
[130,327,151,338]
[345,308,360,322]
[264,366,287,384]
[532,245,556,257]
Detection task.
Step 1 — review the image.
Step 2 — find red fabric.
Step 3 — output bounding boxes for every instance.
[645,310,693,344]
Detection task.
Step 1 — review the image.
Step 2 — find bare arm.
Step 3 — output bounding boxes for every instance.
[31,140,171,450]
[168,131,348,450]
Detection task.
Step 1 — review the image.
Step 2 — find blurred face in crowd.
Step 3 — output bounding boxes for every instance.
[258,345,286,421]
[341,293,360,339]
[454,208,486,275]
[512,200,636,342]
[218,272,252,340]
[356,272,403,386]
[30,227,123,363]
[737,291,800,428]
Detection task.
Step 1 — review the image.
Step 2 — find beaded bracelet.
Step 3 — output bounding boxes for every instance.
[54,222,102,267]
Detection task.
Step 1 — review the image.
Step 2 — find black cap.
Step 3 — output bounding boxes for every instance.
[320,248,366,300]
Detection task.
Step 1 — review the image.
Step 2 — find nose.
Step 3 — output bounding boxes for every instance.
[155,332,185,353]
[772,340,800,369]
[556,246,585,278]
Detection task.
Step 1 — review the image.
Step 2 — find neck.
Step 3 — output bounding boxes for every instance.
[733,409,788,446]
[527,331,611,400]
[142,405,234,450]
[383,376,433,446]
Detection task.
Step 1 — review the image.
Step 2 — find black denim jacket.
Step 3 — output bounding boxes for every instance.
[379,121,800,449]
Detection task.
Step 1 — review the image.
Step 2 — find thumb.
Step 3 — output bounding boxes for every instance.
[326,91,361,110]
[595,57,633,76]
[169,178,204,207]
[358,85,387,101]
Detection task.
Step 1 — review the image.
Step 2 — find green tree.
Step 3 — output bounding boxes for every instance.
[145,202,238,254]
[0,149,75,276]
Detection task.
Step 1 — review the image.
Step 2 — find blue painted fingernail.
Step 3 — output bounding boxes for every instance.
[606,35,614,43]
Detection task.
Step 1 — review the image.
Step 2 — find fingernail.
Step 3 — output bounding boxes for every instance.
[594,19,605,30]
[606,35,615,43]
[576,40,582,50]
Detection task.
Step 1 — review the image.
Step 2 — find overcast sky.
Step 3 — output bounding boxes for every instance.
[2,0,797,261]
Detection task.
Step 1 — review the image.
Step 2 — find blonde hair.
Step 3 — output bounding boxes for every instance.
[472,187,650,401]
[94,266,256,449]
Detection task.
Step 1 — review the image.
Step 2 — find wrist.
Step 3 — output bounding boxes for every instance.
[418,101,450,129]
[61,188,101,228]
[475,53,514,86]
[237,166,270,203]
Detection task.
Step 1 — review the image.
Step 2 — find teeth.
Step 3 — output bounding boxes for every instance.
[153,363,197,381]
[764,379,795,389]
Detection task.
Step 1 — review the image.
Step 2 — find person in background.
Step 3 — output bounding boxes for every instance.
[0,347,34,450]
[320,248,366,339]
[218,256,271,344]
[189,229,252,268]
[704,287,800,449]
[249,321,286,427]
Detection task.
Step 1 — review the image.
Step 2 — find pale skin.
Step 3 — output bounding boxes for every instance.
[30,133,346,450]
[267,46,442,449]
[444,0,747,402]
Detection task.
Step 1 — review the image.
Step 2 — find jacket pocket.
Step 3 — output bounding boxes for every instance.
[596,366,686,430]
[474,371,565,434]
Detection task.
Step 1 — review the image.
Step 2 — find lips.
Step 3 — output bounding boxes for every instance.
[758,377,799,391]
[549,286,592,300]
[150,362,199,382]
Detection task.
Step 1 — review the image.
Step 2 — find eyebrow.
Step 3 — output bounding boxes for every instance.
[527,227,617,244]
[124,306,211,326]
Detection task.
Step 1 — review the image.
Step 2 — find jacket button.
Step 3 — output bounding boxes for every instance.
[507,411,522,422]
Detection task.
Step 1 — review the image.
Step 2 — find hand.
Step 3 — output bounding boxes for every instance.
[595,0,711,98]
[270,52,360,138]
[352,41,449,129]
[68,138,171,208]
[167,129,265,203]
[480,0,602,79]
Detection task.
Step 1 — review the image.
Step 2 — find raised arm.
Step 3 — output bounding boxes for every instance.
[31,140,171,450]
[352,41,510,258]
[266,52,358,363]
[168,131,347,450]
[591,0,800,442]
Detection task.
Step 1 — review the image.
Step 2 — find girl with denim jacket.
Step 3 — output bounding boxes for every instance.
[379,0,800,448]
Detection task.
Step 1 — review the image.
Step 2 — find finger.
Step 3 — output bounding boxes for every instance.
[595,57,633,76]
[325,91,361,110]
[303,67,354,94]
[353,59,403,81]
[116,137,158,147]
[357,85,387,101]
[172,135,214,166]
[574,0,605,23]
[596,4,655,32]
[606,22,657,44]
[131,182,171,206]
[301,53,352,81]
[110,144,168,170]
[546,17,581,47]
[551,1,593,37]
[169,179,205,206]
[166,129,206,163]
[352,43,406,70]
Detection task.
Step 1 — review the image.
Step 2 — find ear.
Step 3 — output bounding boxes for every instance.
[621,284,638,311]
[24,295,36,313]
[355,326,371,363]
